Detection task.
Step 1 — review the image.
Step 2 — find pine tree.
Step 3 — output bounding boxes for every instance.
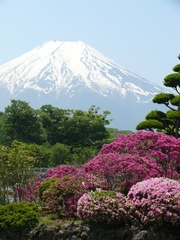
[136,55,180,138]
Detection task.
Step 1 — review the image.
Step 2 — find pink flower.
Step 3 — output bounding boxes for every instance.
[127,177,180,226]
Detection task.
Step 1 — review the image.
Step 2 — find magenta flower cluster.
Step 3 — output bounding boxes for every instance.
[14,175,41,203]
[41,171,105,218]
[101,131,180,179]
[83,152,162,191]
[42,175,87,218]
[127,177,180,226]
[45,164,78,179]
[45,164,106,190]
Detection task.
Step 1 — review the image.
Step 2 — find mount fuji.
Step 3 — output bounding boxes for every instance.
[0,40,168,130]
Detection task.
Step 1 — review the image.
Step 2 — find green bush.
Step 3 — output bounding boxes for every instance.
[0,202,39,233]
[38,178,59,201]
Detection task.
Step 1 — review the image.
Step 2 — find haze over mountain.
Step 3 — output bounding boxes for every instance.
[0,40,168,130]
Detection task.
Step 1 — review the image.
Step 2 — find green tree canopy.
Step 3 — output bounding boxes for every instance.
[62,106,111,148]
[38,104,111,148]
[0,100,44,145]
[39,104,72,145]
[0,101,112,167]
[0,141,37,203]
[136,54,180,138]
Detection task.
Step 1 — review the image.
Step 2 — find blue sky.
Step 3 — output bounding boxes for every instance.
[0,0,179,86]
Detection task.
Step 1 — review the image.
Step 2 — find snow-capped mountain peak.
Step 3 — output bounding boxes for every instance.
[0,40,168,130]
[0,40,161,97]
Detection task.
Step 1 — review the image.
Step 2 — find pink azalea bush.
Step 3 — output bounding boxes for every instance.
[41,175,88,218]
[83,152,162,192]
[38,163,107,217]
[45,164,105,188]
[45,164,78,179]
[77,190,128,225]
[78,172,107,190]
[126,177,180,227]
[101,131,180,179]
[14,175,41,203]
[16,131,180,225]
[44,163,107,190]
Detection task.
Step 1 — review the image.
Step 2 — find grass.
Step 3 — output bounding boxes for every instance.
[38,212,84,227]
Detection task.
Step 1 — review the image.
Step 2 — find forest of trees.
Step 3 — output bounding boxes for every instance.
[0,100,131,168]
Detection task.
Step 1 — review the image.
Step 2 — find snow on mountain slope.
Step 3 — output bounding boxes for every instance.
[0,40,168,130]
[0,40,164,97]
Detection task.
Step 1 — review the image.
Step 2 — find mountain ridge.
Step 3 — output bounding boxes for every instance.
[0,41,168,130]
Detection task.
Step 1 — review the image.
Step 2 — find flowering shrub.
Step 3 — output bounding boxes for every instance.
[42,175,87,218]
[101,131,180,179]
[79,171,107,190]
[77,190,128,225]
[83,152,162,192]
[45,164,78,179]
[45,163,106,190]
[14,175,41,203]
[127,177,180,227]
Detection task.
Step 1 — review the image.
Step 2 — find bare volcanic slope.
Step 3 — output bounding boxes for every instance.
[0,41,168,130]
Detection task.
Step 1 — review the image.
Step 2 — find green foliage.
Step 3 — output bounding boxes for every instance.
[166,110,180,120]
[173,63,180,72]
[137,110,173,133]
[39,104,72,145]
[136,55,180,138]
[38,142,54,167]
[63,108,110,148]
[152,93,174,104]
[0,113,8,146]
[0,145,9,204]
[38,178,59,201]
[0,202,39,233]
[70,146,98,167]
[51,143,71,166]
[0,101,113,167]
[90,190,118,198]
[164,73,180,89]
[25,143,42,168]
[38,104,111,148]
[1,99,45,145]
[107,128,132,139]
[136,119,163,131]
[170,95,180,106]
[146,110,166,120]
[37,144,98,168]
[0,141,37,203]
